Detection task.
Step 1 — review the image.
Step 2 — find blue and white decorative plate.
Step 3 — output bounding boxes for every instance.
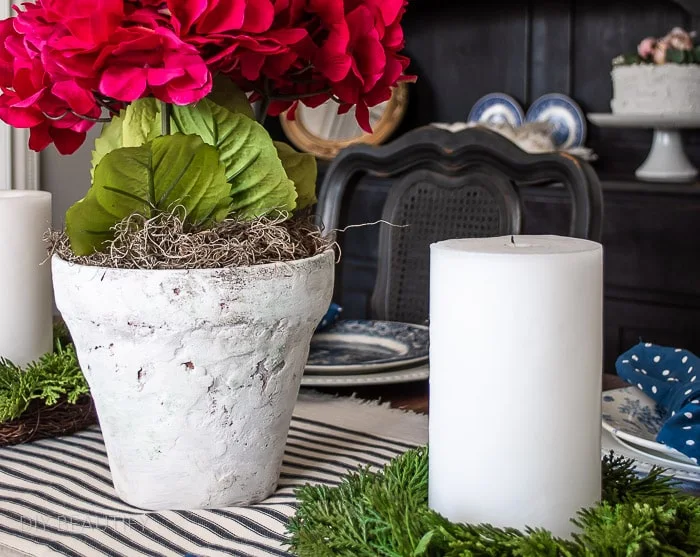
[301,364,430,386]
[526,94,586,149]
[468,93,525,127]
[305,320,429,374]
[602,386,697,466]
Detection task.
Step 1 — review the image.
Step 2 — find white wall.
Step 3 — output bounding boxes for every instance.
[40,126,101,228]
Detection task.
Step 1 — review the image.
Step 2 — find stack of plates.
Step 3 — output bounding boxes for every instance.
[602,386,700,481]
[301,320,430,387]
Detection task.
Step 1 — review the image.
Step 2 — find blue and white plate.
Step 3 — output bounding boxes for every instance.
[305,320,429,374]
[526,94,586,149]
[301,364,430,386]
[602,386,697,466]
[468,93,525,127]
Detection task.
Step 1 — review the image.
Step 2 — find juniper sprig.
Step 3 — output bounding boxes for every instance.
[287,448,700,556]
[0,328,87,422]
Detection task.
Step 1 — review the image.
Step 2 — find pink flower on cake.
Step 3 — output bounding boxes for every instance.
[664,27,694,51]
[637,37,656,59]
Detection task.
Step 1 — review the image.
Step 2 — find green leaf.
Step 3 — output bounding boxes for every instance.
[694,46,700,62]
[122,97,160,147]
[207,74,255,119]
[90,108,125,181]
[613,53,644,66]
[171,99,297,218]
[90,99,160,179]
[65,193,122,255]
[666,48,687,64]
[66,134,231,255]
[274,141,317,210]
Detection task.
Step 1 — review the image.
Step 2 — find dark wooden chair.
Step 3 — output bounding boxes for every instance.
[315,125,603,324]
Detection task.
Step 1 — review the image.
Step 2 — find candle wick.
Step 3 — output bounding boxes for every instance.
[511,235,515,246]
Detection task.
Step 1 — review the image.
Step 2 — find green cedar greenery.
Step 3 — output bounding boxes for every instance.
[0,326,87,422]
[287,448,700,556]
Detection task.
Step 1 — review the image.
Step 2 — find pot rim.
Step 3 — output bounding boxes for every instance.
[51,247,335,274]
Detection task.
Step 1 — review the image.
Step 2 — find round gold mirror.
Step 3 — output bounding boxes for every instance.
[279,83,409,160]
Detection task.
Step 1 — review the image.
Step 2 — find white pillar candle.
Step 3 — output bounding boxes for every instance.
[429,235,603,539]
[0,191,53,366]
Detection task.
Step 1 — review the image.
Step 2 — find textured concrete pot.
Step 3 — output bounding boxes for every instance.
[51,250,334,510]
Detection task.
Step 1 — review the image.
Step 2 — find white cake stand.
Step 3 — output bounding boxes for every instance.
[587,113,700,183]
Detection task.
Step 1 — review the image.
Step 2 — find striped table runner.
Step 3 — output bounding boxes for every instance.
[0,392,429,557]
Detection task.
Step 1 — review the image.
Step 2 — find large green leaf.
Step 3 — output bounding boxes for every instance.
[274,141,317,210]
[171,99,297,218]
[66,133,230,255]
[90,108,125,181]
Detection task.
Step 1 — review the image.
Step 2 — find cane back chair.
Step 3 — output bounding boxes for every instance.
[315,125,603,324]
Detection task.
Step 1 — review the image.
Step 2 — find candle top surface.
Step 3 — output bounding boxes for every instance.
[0,191,51,200]
[431,235,601,255]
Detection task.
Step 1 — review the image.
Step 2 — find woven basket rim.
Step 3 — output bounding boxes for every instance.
[0,395,97,447]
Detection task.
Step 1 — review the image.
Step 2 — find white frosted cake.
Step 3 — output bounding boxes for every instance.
[611,64,700,114]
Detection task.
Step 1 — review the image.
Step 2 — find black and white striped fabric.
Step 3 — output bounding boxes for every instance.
[0,395,426,557]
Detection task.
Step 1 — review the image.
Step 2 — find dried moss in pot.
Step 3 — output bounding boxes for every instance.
[47,211,334,270]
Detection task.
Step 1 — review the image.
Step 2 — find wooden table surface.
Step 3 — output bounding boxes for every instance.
[312,374,628,415]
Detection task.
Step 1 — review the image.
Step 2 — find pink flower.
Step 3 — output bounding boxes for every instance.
[97,27,212,104]
[11,0,213,106]
[0,0,414,149]
[664,27,694,51]
[189,0,413,131]
[637,37,656,59]
[203,28,310,82]
[167,0,275,35]
[314,0,414,132]
[0,30,99,154]
[41,0,125,45]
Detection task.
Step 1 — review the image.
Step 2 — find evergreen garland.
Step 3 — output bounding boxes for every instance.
[0,325,87,422]
[287,448,700,556]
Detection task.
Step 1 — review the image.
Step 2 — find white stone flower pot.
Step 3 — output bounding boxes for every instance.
[51,250,334,510]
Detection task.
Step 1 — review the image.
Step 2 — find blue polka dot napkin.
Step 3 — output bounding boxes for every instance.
[616,342,700,463]
[315,302,342,332]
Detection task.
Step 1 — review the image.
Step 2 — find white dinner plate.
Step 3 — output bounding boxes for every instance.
[601,386,697,466]
[301,364,429,387]
[305,320,429,374]
[611,432,700,474]
[602,428,700,486]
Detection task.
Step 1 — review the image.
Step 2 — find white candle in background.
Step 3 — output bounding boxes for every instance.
[0,191,53,366]
[428,235,603,539]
